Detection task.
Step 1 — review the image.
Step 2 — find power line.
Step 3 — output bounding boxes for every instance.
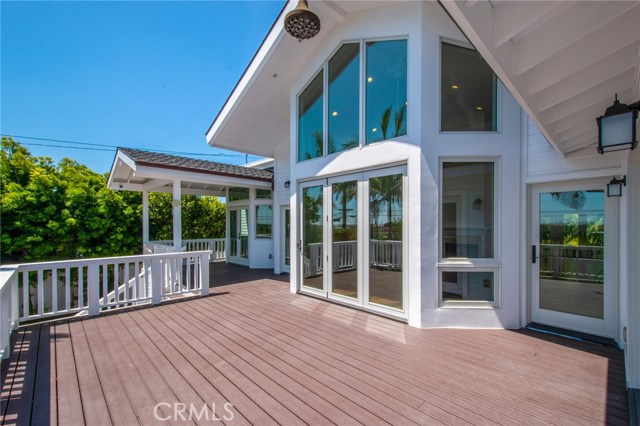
[18,142,115,152]
[1,134,260,159]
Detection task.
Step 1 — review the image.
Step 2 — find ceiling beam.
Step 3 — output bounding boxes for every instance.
[143,179,172,190]
[511,2,636,76]
[492,1,566,48]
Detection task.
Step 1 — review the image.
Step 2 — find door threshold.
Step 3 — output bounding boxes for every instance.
[526,322,618,348]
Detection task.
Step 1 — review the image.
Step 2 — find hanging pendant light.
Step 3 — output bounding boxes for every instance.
[284,0,321,41]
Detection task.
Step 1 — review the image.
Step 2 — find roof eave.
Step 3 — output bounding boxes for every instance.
[205,1,293,147]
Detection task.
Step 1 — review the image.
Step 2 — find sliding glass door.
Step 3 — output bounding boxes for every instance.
[298,166,407,317]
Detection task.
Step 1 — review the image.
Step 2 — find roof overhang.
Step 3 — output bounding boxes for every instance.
[440,0,640,158]
[107,149,272,196]
[205,1,401,158]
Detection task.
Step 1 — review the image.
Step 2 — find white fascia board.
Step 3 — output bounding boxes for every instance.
[440,1,566,158]
[205,1,295,146]
[109,182,144,192]
[107,150,137,189]
[135,165,272,189]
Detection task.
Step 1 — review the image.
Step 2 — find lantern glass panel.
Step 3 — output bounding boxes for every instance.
[601,111,634,149]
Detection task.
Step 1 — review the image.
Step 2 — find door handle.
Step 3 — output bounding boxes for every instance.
[531,245,537,264]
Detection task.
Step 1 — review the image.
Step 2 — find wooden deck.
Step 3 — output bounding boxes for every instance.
[1,263,629,425]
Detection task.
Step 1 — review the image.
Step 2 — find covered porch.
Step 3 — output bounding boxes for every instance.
[0,263,629,425]
[107,148,273,264]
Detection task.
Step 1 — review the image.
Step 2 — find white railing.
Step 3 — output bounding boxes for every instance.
[0,250,210,361]
[145,238,226,262]
[370,239,402,270]
[304,240,402,278]
[540,244,603,283]
[332,241,357,271]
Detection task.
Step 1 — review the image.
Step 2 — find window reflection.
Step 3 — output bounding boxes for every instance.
[298,71,324,161]
[366,40,408,144]
[332,181,358,299]
[302,186,324,290]
[329,44,360,154]
[368,174,403,309]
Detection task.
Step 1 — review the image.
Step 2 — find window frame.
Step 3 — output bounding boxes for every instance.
[296,36,409,164]
[438,157,501,308]
[439,37,501,134]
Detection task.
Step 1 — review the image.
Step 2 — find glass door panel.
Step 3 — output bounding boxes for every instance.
[284,208,291,269]
[240,208,249,259]
[228,207,249,265]
[368,173,403,310]
[538,190,604,318]
[331,180,358,299]
[302,185,324,291]
[229,210,238,258]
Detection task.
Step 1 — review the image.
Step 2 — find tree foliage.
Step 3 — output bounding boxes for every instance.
[1,137,226,263]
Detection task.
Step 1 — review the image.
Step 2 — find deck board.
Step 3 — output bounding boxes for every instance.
[0,263,630,425]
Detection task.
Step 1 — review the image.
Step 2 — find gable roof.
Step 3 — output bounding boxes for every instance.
[204,1,400,157]
[118,148,273,182]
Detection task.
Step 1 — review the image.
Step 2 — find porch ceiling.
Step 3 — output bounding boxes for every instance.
[441,0,640,158]
[107,148,272,196]
[205,0,402,158]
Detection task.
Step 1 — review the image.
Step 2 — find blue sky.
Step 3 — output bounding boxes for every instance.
[1,1,284,173]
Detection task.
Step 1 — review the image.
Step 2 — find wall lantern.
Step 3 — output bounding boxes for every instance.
[606,175,626,198]
[472,198,483,210]
[284,0,321,41]
[596,94,640,154]
[284,180,291,189]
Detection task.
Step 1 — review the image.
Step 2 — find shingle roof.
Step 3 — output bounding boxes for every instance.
[118,147,273,182]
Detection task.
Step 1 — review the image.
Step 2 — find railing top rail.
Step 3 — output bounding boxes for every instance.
[7,250,212,270]
[0,266,19,292]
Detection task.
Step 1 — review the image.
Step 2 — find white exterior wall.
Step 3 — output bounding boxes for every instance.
[526,118,624,182]
[627,149,640,388]
[418,2,522,329]
[273,141,291,274]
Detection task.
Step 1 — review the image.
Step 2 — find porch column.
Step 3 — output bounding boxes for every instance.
[172,179,182,250]
[142,189,149,244]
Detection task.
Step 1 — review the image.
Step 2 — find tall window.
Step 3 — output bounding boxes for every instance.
[297,38,408,162]
[442,162,494,258]
[366,40,408,144]
[441,161,496,305]
[329,43,360,154]
[298,71,324,162]
[255,205,272,238]
[441,42,497,132]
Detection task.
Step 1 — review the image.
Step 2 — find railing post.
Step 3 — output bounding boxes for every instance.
[151,257,162,305]
[87,263,100,316]
[201,252,210,296]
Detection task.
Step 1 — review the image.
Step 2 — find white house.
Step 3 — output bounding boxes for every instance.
[109,0,640,397]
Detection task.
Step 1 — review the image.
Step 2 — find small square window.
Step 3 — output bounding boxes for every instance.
[441,271,495,303]
[441,42,497,131]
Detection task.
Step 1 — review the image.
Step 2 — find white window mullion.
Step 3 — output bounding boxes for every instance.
[359,38,366,148]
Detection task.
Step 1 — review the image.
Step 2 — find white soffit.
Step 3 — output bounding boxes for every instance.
[441,0,640,158]
[205,0,399,158]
